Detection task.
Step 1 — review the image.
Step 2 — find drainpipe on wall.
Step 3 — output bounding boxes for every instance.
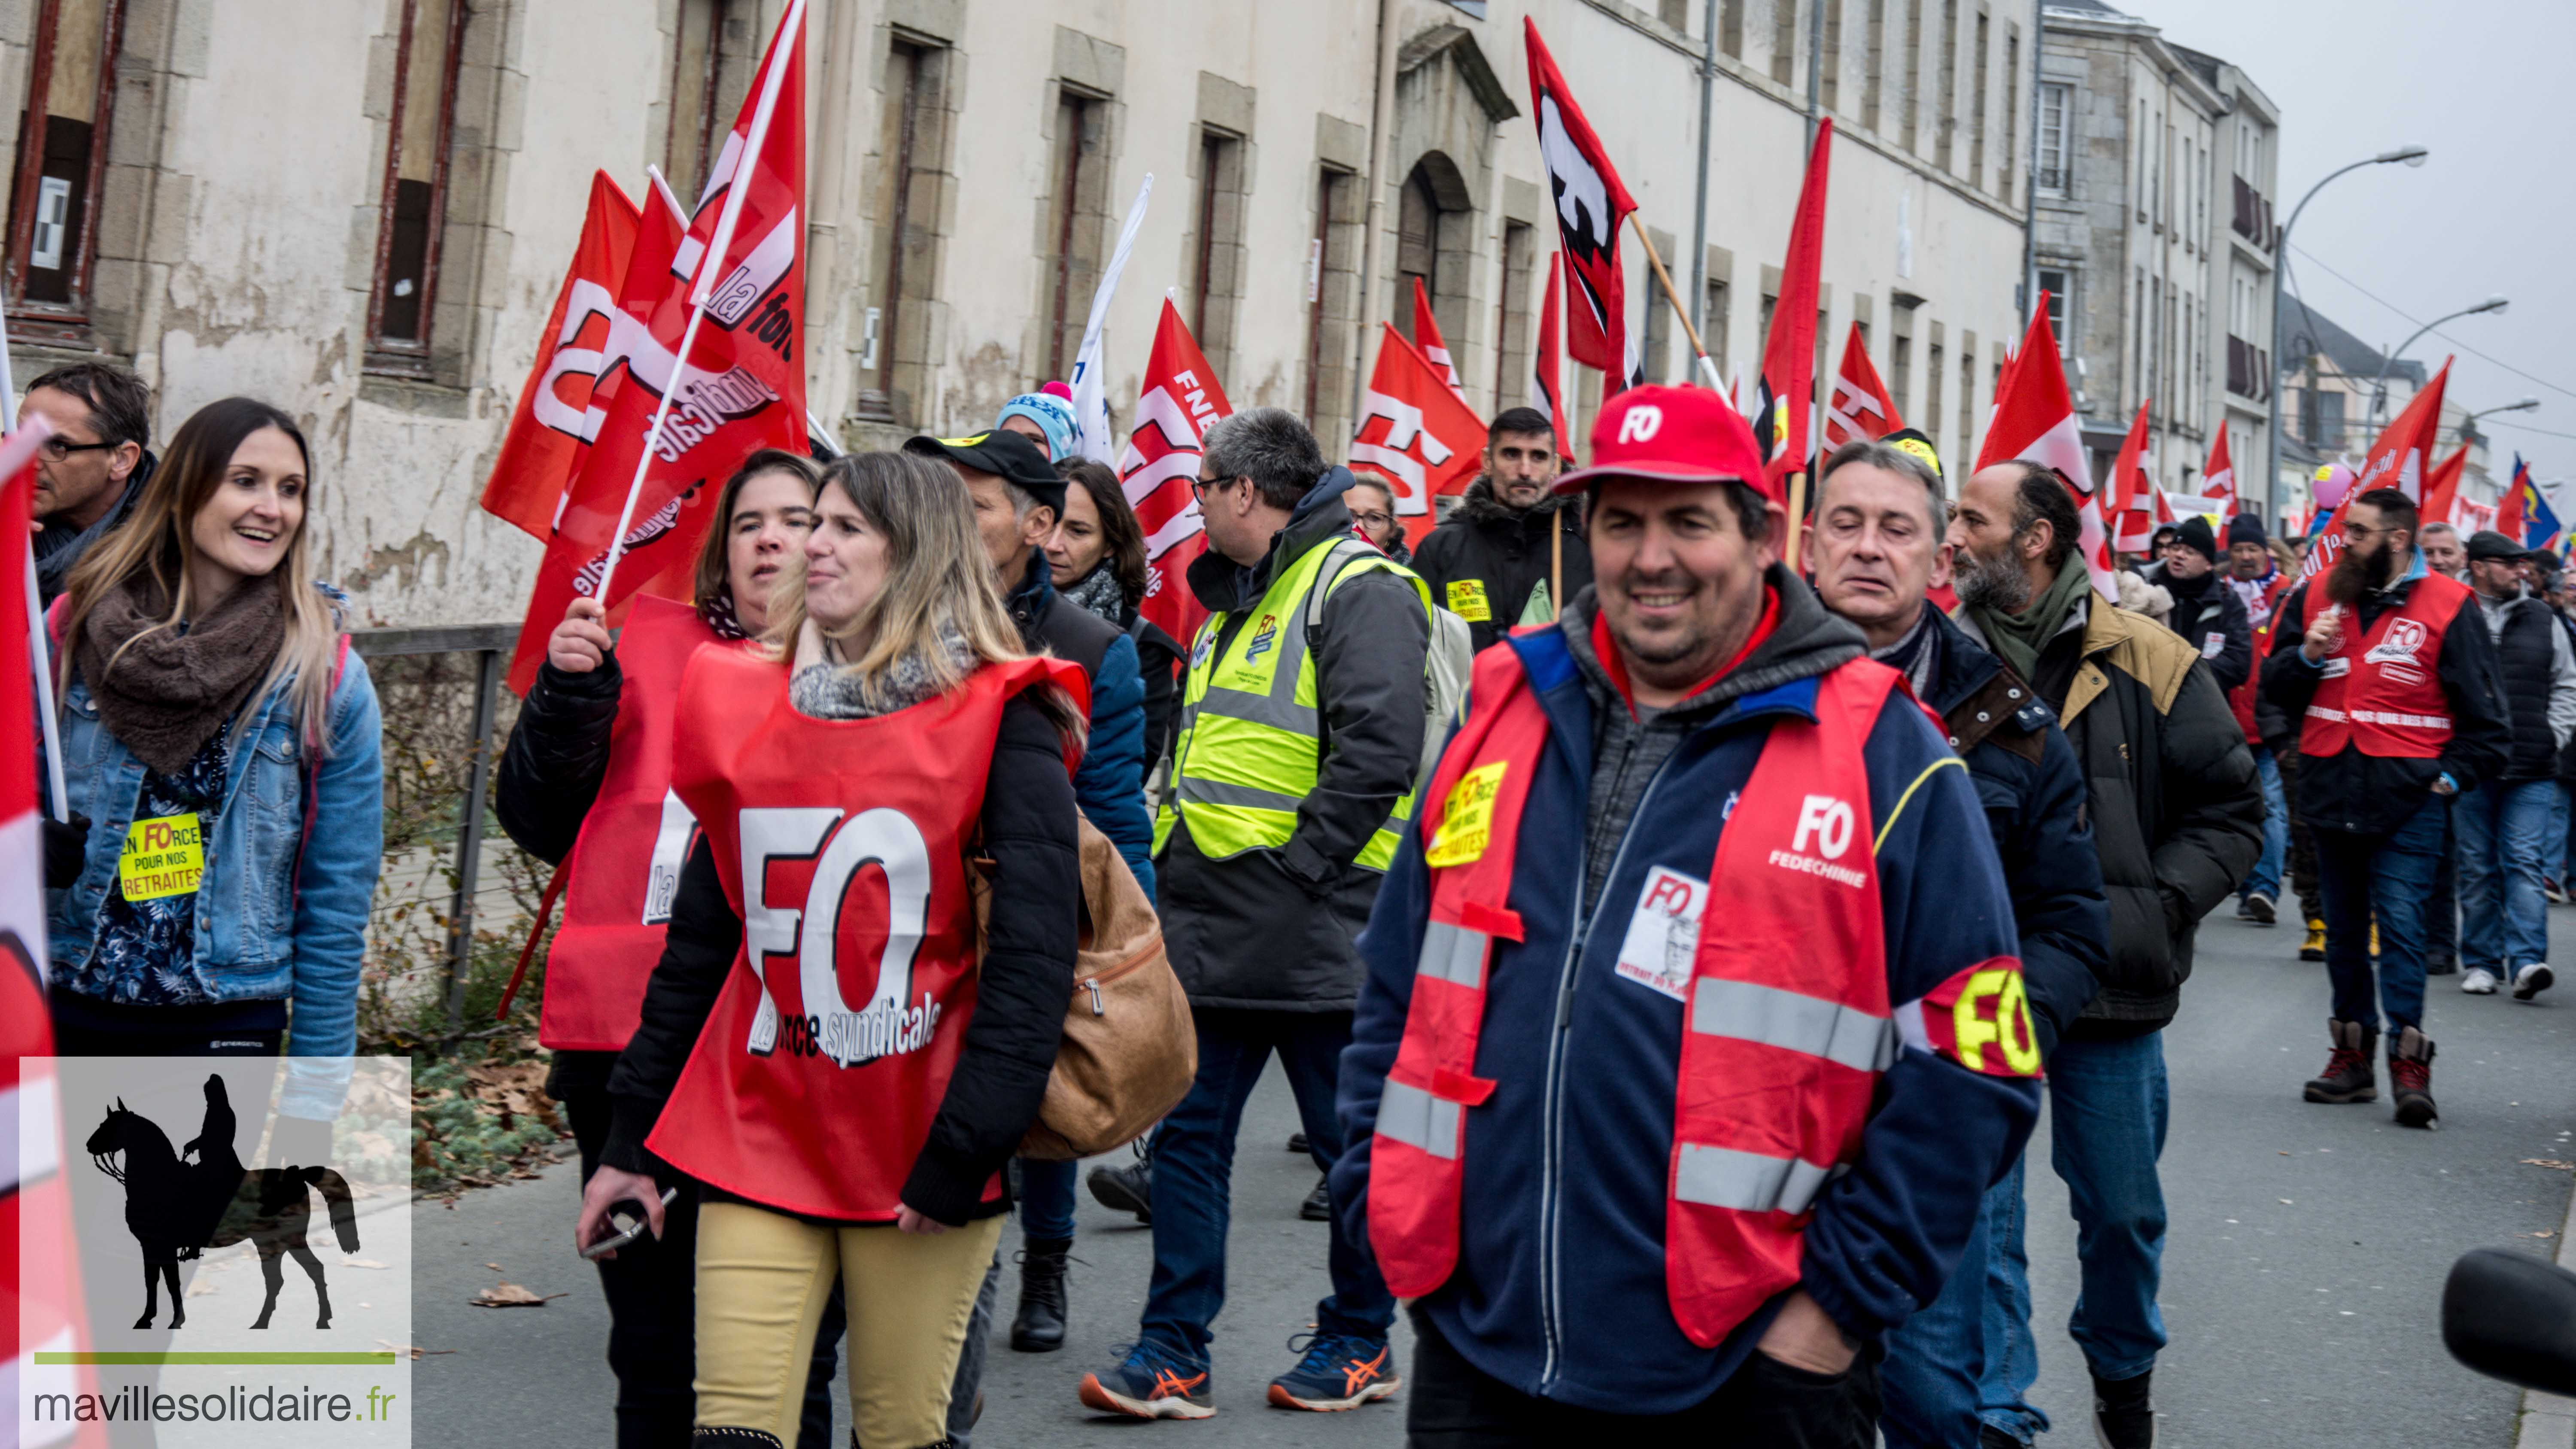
[1349,0,1400,429]
[2021,3,2044,328]
[1690,0,1717,355]
[1804,0,1824,148]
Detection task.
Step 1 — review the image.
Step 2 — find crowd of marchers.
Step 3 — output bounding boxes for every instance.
[29,352,2556,1449]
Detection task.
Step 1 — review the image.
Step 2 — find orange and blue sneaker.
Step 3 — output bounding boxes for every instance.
[1265,1331,1400,1411]
[1080,1340,1215,1420]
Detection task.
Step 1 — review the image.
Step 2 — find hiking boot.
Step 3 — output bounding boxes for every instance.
[2549,878,2570,905]
[2427,956,2458,976]
[1010,1236,1072,1353]
[2390,1027,2438,1128]
[2515,963,2555,1002]
[2302,1019,2378,1104]
[2300,920,2327,961]
[1080,1340,1215,1420]
[1300,1173,1332,1222]
[2242,893,2277,925]
[1087,1139,1154,1224]
[2091,1368,2155,1449]
[2461,967,2500,995]
[1266,1332,1400,1411]
[1287,1132,1309,1154]
[1980,1429,2028,1449]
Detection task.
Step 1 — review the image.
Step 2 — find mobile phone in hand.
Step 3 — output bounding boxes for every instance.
[581,1187,679,1260]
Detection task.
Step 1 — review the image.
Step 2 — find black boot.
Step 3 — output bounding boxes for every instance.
[1010,1236,1072,1352]
[2091,1369,2155,1449]
[2301,1019,2377,1103]
[1086,1138,1153,1224]
[2390,1026,2439,1128]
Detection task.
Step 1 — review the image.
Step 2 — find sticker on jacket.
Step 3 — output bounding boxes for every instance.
[1445,579,1493,622]
[2202,632,2225,660]
[1906,957,2042,1076]
[120,813,204,901]
[1426,761,1507,868]
[1613,866,1706,1002]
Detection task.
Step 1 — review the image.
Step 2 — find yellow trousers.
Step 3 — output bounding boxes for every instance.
[693,1200,1001,1448]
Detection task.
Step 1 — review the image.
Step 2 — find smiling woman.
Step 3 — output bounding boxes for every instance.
[40,397,386,1139]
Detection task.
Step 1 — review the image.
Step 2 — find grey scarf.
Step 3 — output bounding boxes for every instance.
[788,619,980,720]
[1060,564,1129,627]
[75,570,287,775]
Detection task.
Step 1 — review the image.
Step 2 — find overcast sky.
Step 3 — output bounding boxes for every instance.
[2119,0,2576,485]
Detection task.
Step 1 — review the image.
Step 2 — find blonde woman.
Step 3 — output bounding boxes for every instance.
[44,396,383,1136]
[577,450,1083,1449]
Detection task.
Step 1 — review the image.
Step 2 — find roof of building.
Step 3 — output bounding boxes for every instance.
[2169,43,2224,90]
[2279,294,2426,391]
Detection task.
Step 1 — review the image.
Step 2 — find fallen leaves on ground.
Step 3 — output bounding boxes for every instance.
[470,1282,564,1308]
[2521,1159,2576,1171]
[376,1339,456,1359]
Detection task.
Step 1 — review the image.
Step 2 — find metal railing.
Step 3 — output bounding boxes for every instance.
[351,622,515,1029]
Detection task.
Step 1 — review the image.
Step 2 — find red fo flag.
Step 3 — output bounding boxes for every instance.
[1411,278,1467,400]
[1352,323,1487,549]
[1524,17,1636,376]
[480,170,641,538]
[2421,444,2469,527]
[507,2,808,693]
[2106,401,2155,553]
[2199,428,2236,518]
[2303,358,2451,582]
[1531,253,1572,455]
[1978,297,2115,601]
[1823,321,1900,450]
[1756,119,1833,487]
[1120,299,1234,647]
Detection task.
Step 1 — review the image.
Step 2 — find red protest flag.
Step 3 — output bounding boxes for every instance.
[2421,444,2469,527]
[1756,119,1834,487]
[1352,323,1488,548]
[1411,277,1467,400]
[2105,402,2154,553]
[1532,253,1572,456]
[1524,17,1637,376]
[2199,427,2236,518]
[2302,358,2451,582]
[1823,320,1900,450]
[1120,300,1235,647]
[507,2,808,693]
[480,170,641,538]
[1977,298,2115,601]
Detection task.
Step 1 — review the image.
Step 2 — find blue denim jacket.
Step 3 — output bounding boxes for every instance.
[46,613,384,1118]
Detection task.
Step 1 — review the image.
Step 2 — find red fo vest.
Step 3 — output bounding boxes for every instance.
[645,645,1086,1221]
[540,596,725,1053]
[2299,571,2470,760]
[1369,646,1902,1348]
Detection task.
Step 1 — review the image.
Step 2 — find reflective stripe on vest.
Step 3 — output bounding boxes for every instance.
[2299,571,2468,761]
[1154,534,1434,870]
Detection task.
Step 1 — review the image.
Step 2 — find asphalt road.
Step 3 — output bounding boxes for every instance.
[411,903,2576,1446]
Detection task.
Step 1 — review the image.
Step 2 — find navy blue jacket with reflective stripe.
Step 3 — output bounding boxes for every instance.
[1336,623,2041,1416]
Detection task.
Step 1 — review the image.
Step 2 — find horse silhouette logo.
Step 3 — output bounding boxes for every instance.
[84,1074,358,1331]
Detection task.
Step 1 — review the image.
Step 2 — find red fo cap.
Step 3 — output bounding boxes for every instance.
[1552,383,1772,503]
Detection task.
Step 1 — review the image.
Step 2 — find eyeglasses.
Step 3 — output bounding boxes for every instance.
[1351,509,1396,529]
[41,437,111,462]
[1191,474,1237,501]
[2342,522,2395,541]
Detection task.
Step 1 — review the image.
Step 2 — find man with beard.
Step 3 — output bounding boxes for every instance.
[2159,517,2251,691]
[2224,515,2302,929]
[1803,439,2109,1449]
[2262,489,2509,1128]
[1950,461,2260,1449]
[2445,532,2573,1000]
[1410,407,1591,651]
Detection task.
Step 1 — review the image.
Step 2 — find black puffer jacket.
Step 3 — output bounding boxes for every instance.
[1160,470,1430,1012]
[1963,592,2262,1035]
[2161,568,2252,694]
[495,658,623,867]
[1409,478,1592,654]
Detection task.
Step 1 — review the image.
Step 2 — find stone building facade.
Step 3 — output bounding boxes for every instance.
[0,0,2038,630]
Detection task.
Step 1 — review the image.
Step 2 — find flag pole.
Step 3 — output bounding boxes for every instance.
[594,0,805,603]
[1786,472,1807,572]
[0,293,64,821]
[1631,222,1722,391]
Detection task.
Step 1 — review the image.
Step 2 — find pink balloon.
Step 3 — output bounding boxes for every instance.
[2312,462,2357,510]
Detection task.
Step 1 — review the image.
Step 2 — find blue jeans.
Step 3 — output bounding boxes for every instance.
[1980,1033,2171,1443]
[1139,1008,1394,1364]
[2316,799,2446,1033]
[1019,1158,1078,1241]
[2456,779,2556,974]
[2240,746,2289,904]
[1880,1166,2000,1447]
[2555,783,2574,884]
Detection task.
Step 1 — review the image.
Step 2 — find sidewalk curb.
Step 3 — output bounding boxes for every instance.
[2516,1169,2576,1449]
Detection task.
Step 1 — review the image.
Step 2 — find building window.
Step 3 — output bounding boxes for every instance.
[1901,0,1922,152]
[1968,9,1989,185]
[2302,387,2345,453]
[1188,126,1249,378]
[665,0,745,204]
[1821,1,1842,112]
[365,0,467,369]
[2036,82,2071,195]
[1958,340,1976,466]
[1495,220,1536,410]
[1999,28,2018,199]
[1658,0,1691,30]
[1772,0,1798,86]
[1397,164,1446,343]
[1305,167,1359,434]
[7,0,127,323]
[860,36,949,424]
[1890,310,1913,417]
[1042,86,1109,380]
[1722,0,1744,58]
[2037,266,2072,352]
[1926,337,1945,455]
[1863,0,1886,132]
[1703,274,1731,384]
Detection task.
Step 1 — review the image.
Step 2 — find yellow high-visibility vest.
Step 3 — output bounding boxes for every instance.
[1154,535,1434,871]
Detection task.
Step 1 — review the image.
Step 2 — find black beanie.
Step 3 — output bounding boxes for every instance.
[2226,513,2268,550]
[2174,516,2219,565]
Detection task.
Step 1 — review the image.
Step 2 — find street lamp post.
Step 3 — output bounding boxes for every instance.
[2266,144,2428,519]
[2461,398,2541,440]
[2366,295,2510,424]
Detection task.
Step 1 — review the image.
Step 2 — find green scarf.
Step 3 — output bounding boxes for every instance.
[1966,557,2093,682]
